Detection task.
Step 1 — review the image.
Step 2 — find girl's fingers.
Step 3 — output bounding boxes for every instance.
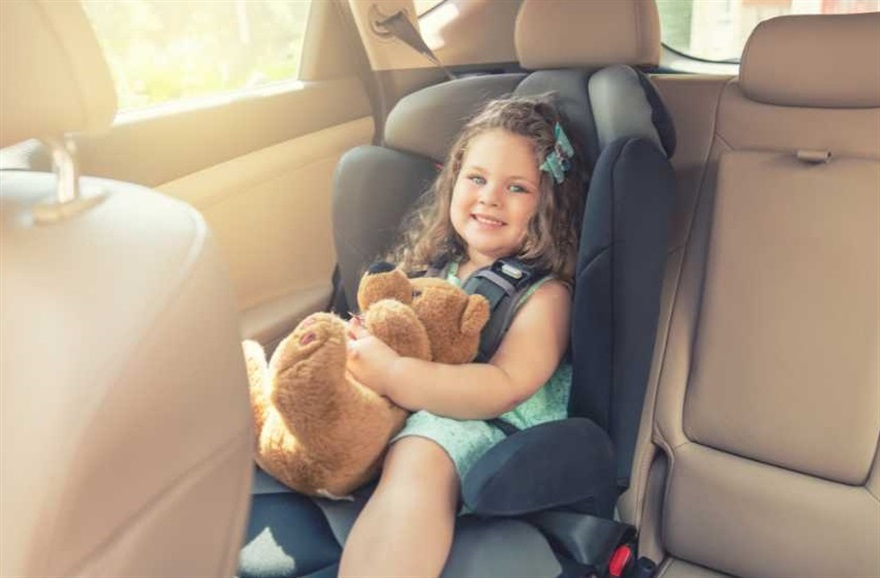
[348,315,370,339]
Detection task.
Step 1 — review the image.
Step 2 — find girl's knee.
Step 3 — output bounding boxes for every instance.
[373,440,459,516]
[381,437,458,489]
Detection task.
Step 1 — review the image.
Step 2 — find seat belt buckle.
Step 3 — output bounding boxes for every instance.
[499,261,525,280]
[607,544,658,578]
[617,554,658,578]
[607,544,634,577]
[491,257,535,289]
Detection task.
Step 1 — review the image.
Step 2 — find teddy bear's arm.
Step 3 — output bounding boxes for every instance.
[243,340,271,437]
[460,294,490,337]
[364,299,432,361]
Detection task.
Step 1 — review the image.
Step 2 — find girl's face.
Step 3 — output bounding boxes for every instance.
[449,129,542,269]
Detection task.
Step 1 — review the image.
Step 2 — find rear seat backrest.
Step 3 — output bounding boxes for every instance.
[639,13,880,578]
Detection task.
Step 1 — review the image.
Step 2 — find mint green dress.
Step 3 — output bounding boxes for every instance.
[391,264,572,481]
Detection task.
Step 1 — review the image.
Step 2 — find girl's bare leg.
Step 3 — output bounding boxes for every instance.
[339,437,459,578]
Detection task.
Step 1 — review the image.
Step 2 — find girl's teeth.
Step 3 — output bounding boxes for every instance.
[474,215,502,225]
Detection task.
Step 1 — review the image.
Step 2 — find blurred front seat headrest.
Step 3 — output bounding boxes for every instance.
[0,0,117,148]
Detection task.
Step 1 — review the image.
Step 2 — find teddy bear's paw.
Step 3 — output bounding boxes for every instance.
[243,340,271,433]
[315,489,355,501]
[243,340,268,383]
[270,312,348,376]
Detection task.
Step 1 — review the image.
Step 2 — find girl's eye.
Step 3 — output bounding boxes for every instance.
[467,175,486,185]
[509,184,528,193]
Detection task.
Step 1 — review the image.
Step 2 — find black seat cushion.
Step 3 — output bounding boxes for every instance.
[461,418,617,517]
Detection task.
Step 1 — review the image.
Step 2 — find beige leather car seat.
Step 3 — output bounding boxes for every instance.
[624,12,880,578]
[0,1,253,576]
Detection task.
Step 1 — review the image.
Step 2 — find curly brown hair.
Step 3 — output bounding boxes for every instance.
[387,95,586,283]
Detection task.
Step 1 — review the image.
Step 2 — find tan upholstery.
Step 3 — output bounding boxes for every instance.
[515,0,660,69]
[740,13,880,108]
[0,0,116,147]
[683,152,879,483]
[631,12,880,578]
[658,558,730,578]
[0,178,254,577]
[0,1,253,576]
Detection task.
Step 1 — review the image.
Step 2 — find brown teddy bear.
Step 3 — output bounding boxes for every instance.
[244,263,489,499]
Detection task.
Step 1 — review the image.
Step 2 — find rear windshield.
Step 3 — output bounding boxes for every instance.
[658,0,880,63]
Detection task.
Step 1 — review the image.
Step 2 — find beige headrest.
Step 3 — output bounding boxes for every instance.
[740,13,880,108]
[515,0,661,70]
[0,0,117,148]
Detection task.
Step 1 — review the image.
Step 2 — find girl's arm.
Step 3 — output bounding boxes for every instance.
[347,280,571,420]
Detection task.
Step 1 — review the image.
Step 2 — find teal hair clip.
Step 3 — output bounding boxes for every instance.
[539,123,574,184]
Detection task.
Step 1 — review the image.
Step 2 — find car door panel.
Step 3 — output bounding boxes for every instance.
[158,116,373,344]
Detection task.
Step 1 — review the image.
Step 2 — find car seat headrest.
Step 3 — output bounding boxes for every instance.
[0,0,117,148]
[588,65,675,158]
[515,0,661,70]
[385,66,675,167]
[740,13,880,109]
[385,74,527,163]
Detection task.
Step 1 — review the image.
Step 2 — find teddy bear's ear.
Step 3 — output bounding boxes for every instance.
[357,264,412,311]
[460,294,490,337]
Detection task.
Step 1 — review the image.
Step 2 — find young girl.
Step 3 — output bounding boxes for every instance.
[340,96,586,578]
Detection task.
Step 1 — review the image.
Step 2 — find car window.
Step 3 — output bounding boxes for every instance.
[82,0,311,112]
[658,0,880,63]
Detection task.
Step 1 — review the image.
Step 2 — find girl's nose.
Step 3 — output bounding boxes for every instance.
[478,182,501,206]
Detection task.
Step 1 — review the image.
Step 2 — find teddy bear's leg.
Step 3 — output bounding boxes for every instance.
[242,340,270,440]
[268,312,350,444]
[252,420,325,495]
[264,311,408,497]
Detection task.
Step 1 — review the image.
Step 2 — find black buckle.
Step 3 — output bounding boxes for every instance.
[490,257,536,290]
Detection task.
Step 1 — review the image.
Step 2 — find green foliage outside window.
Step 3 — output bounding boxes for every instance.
[82,0,311,111]
[656,0,693,55]
[656,0,879,64]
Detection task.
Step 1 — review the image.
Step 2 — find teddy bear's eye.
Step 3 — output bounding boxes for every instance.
[412,289,422,299]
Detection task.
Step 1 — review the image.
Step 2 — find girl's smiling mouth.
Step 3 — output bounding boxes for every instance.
[472,214,505,226]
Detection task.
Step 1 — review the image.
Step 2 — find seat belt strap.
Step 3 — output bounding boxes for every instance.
[485,417,520,436]
[372,9,456,81]
[424,257,544,437]
[462,257,539,363]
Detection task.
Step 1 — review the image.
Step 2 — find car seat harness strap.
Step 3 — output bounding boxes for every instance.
[425,257,546,437]
[427,256,542,363]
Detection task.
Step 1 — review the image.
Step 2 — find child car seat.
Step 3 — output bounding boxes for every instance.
[239,1,676,577]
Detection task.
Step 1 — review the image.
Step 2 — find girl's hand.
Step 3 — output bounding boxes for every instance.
[346,316,400,396]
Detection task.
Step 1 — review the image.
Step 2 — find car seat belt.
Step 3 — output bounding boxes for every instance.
[459,257,541,363]
[370,7,456,81]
